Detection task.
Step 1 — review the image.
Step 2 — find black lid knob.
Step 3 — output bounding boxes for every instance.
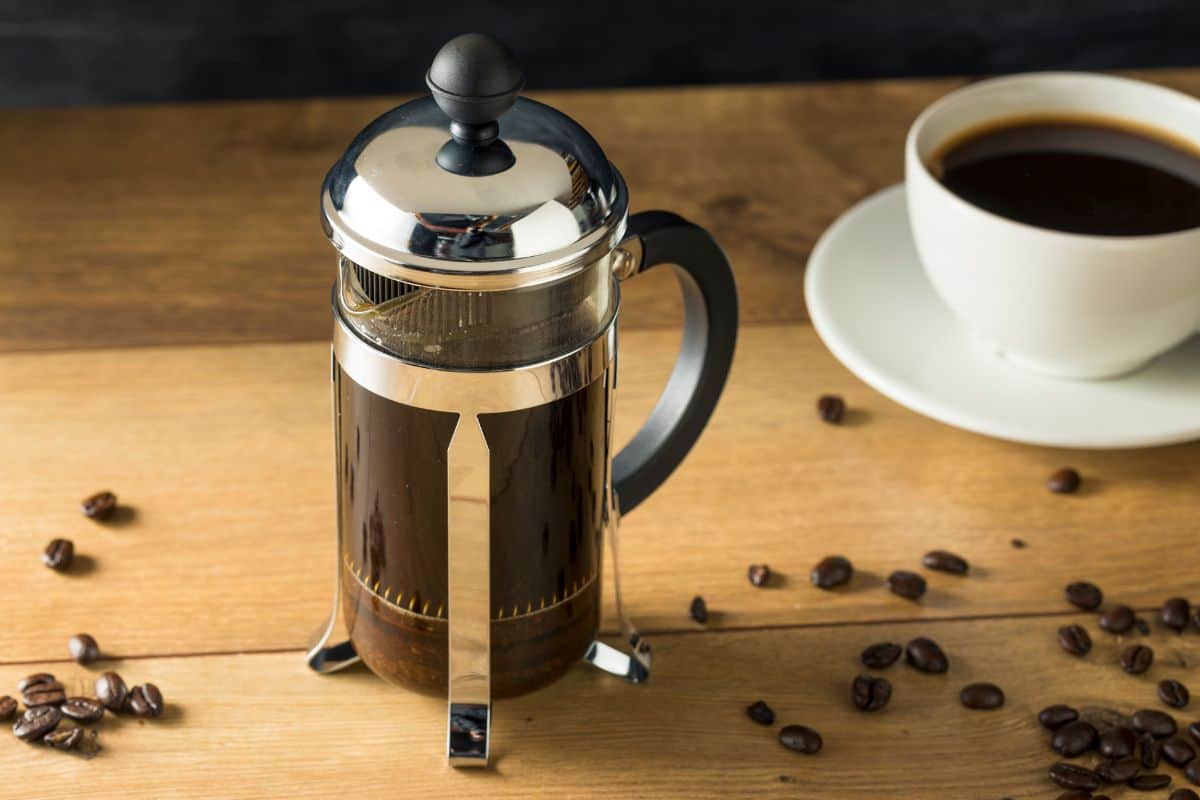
[426,34,524,176]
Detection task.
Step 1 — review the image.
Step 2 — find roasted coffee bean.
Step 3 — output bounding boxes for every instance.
[1122,645,1155,674]
[1164,598,1192,632]
[41,538,74,571]
[1129,773,1172,790]
[1171,789,1200,800]
[1189,721,1200,745]
[1056,793,1096,800]
[960,682,1004,710]
[1096,756,1140,783]
[1187,760,1200,786]
[1052,720,1099,757]
[1165,737,1198,767]
[746,700,775,726]
[0,696,14,722]
[1040,704,1080,730]
[852,675,892,712]
[17,673,56,693]
[23,689,66,707]
[1162,680,1192,709]
[1133,709,1178,738]
[1193,606,1200,633]
[81,490,117,520]
[1099,726,1138,759]
[12,705,60,741]
[68,633,100,665]
[1143,734,1163,769]
[1048,467,1082,494]
[1099,604,1135,634]
[817,395,845,424]
[128,683,163,718]
[60,697,104,724]
[886,570,927,601]
[95,672,128,711]
[1065,581,1103,610]
[811,555,853,589]
[1048,762,1104,791]
[860,642,902,670]
[689,595,708,624]
[778,724,822,754]
[747,564,771,587]
[905,637,949,673]
[44,726,82,751]
[1058,624,1093,656]
[921,550,969,575]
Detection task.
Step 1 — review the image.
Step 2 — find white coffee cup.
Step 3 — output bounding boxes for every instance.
[905,72,1200,380]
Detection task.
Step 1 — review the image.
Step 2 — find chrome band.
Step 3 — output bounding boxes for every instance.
[332,310,615,414]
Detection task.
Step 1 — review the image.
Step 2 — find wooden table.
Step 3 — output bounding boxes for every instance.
[3,69,1200,798]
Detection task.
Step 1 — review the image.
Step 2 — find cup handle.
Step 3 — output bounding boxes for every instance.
[613,211,738,515]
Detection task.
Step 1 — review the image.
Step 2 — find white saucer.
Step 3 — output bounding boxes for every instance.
[804,184,1200,449]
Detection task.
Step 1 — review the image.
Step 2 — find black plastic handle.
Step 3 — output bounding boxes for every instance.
[613,211,739,515]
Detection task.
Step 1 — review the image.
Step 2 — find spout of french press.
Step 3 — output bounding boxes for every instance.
[426,33,524,177]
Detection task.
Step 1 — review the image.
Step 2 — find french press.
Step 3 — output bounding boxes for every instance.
[307,33,738,766]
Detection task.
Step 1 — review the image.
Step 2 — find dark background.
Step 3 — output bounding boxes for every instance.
[2,0,1199,106]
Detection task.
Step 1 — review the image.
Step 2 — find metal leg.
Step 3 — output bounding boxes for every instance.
[584,493,651,684]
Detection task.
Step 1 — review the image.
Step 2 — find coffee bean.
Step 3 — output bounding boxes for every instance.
[852,675,892,711]
[1040,704,1080,731]
[689,595,708,624]
[1129,773,1172,790]
[1143,734,1163,769]
[1048,762,1104,791]
[1162,680,1192,709]
[747,564,770,587]
[1193,606,1200,633]
[17,673,56,693]
[12,705,61,741]
[746,700,775,726]
[1052,720,1099,757]
[1058,624,1093,656]
[905,637,949,673]
[778,724,822,754]
[1011,537,1027,549]
[921,550,969,575]
[1133,709,1178,738]
[61,697,104,724]
[1190,721,1200,745]
[886,570,927,601]
[1096,756,1140,783]
[1065,581,1103,610]
[1099,605,1135,634]
[81,490,117,520]
[960,682,1004,710]
[1048,467,1081,494]
[1099,726,1138,759]
[1187,759,1200,786]
[811,555,853,589]
[0,696,14,721]
[1165,737,1198,767]
[817,395,845,424]
[43,726,82,751]
[68,633,100,665]
[1136,617,1152,635]
[1056,793,1097,800]
[23,689,66,707]
[1171,789,1200,800]
[95,672,128,711]
[128,683,163,718]
[1164,598,1192,632]
[1122,645,1155,674]
[860,642,902,670]
[41,538,74,571]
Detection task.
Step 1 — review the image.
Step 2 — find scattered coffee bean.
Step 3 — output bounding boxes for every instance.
[1162,680,1192,709]
[1122,645,1155,674]
[778,724,822,754]
[959,682,1005,710]
[852,675,892,712]
[1187,760,1200,786]
[60,697,104,724]
[1143,733,1163,769]
[1096,756,1140,783]
[41,538,74,571]
[1171,789,1200,800]
[921,550,969,575]
[1189,721,1200,745]
[23,689,65,707]
[1133,708,1178,738]
[817,395,845,424]
[746,700,775,726]
[128,683,163,718]
[810,555,853,589]
[43,726,82,751]
[1129,773,1172,790]
[1056,793,1096,800]
[81,490,117,520]
[1163,598,1192,632]
[1052,720,1099,757]
[1048,762,1104,791]
[886,570,927,601]
[1011,537,1027,549]
[0,696,15,721]
[68,633,100,665]
[1058,624,1093,656]
[1193,607,1200,633]
[1048,467,1081,494]
[905,637,949,673]
[1099,726,1138,759]
[747,564,770,587]
[12,705,61,741]
[17,673,56,693]
[1136,617,1152,635]
[1065,581,1103,610]
[1040,705,1080,731]
[689,595,708,624]
[1099,605,1135,634]
[95,672,129,711]
[1165,737,1198,767]
[860,642,902,670]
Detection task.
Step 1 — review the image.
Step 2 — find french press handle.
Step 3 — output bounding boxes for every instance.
[613,211,739,514]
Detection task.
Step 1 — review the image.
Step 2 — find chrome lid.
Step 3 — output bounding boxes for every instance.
[321,34,627,290]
